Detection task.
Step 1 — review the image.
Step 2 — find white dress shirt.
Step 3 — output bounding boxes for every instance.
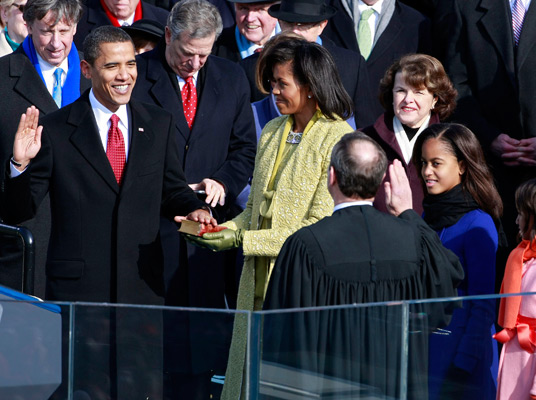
[89,89,131,161]
[176,71,199,90]
[357,0,384,45]
[510,0,532,12]
[118,13,136,26]
[36,53,69,97]
[334,200,373,213]
[10,90,131,178]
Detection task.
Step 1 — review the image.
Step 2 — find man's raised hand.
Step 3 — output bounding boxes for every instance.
[13,106,43,171]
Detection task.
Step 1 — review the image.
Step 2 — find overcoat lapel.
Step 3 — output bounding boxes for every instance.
[68,96,120,193]
[189,59,221,146]
[517,1,536,70]
[367,9,402,66]
[478,0,516,87]
[119,101,154,195]
[146,56,191,142]
[10,55,58,113]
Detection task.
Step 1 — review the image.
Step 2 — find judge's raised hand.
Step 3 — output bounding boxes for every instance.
[384,159,413,217]
[13,106,43,171]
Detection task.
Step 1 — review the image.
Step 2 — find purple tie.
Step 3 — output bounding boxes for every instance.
[512,0,526,46]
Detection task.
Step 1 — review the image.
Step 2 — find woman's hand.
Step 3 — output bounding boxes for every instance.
[185,229,244,252]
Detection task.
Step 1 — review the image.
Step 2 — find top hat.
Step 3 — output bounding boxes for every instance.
[121,19,165,41]
[268,0,337,23]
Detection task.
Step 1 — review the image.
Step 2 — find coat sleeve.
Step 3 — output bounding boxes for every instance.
[263,230,319,310]
[160,112,208,218]
[209,69,257,200]
[399,209,465,329]
[2,125,52,224]
[453,215,498,372]
[240,138,334,258]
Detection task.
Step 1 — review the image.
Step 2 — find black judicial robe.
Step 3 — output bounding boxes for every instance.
[263,206,464,399]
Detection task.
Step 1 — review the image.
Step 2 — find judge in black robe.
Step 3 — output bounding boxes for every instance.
[262,133,464,399]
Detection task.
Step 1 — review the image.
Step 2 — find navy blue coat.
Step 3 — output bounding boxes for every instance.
[132,44,256,309]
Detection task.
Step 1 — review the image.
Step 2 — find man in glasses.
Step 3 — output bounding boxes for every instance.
[0,0,28,56]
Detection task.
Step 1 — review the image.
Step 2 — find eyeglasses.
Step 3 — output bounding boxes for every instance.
[11,3,24,13]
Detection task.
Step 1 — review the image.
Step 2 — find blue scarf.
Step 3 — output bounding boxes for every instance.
[22,35,81,107]
[235,23,281,59]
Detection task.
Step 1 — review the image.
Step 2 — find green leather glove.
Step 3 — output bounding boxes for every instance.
[185,229,244,252]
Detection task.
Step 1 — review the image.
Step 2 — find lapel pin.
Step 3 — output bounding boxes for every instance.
[138,127,144,132]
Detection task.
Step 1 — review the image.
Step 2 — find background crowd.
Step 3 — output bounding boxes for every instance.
[0,0,534,399]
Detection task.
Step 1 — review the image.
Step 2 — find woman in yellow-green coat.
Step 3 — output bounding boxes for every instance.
[188,33,355,399]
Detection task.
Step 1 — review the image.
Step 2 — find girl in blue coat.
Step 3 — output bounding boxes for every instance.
[412,123,504,400]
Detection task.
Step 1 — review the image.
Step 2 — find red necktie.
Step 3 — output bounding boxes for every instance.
[107,114,126,185]
[181,76,197,129]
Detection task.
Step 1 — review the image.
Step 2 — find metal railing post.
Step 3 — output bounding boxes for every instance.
[0,223,35,295]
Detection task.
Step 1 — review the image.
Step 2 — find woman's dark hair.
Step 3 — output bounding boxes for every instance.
[412,123,503,221]
[379,53,457,121]
[515,178,536,243]
[256,32,354,120]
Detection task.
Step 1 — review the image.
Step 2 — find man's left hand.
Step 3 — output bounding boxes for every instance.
[189,178,226,207]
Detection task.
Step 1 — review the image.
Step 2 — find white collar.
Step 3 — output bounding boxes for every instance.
[358,0,384,14]
[118,13,136,27]
[334,200,373,212]
[36,51,69,74]
[392,115,431,164]
[89,89,129,122]
[177,71,199,89]
[510,0,532,11]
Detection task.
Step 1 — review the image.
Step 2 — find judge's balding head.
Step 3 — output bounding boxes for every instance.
[329,132,387,201]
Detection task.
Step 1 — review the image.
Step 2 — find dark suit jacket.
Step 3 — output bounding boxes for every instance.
[74,0,169,49]
[0,47,91,296]
[132,45,256,308]
[322,0,432,118]
[444,0,536,250]
[240,35,375,128]
[2,91,205,305]
[212,25,240,63]
[446,0,536,148]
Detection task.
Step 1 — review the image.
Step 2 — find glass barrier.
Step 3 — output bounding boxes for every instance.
[253,293,536,400]
[0,292,535,400]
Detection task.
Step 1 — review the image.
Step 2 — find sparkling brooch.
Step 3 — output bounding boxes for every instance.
[286,131,303,144]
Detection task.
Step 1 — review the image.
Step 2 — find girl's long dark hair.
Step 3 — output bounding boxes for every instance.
[412,123,503,221]
[515,178,536,243]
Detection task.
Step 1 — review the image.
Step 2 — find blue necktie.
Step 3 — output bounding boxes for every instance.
[52,68,64,108]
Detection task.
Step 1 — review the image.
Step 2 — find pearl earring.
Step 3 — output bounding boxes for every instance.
[308,95,312,99]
